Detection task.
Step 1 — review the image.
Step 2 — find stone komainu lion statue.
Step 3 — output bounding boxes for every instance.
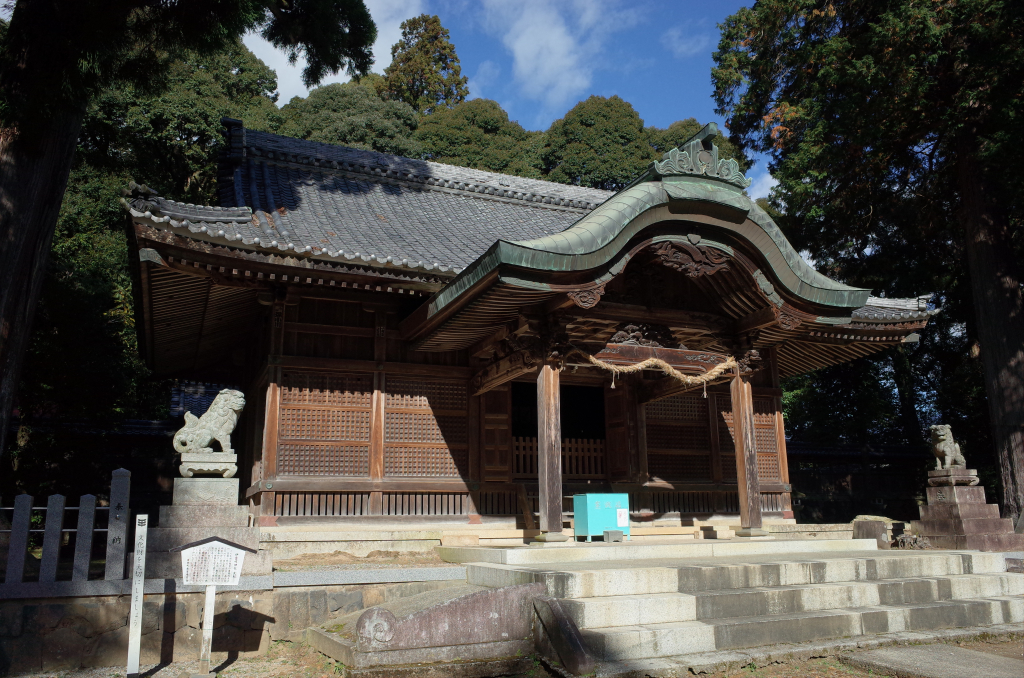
[930,424,966,470]
[174,389,246,455]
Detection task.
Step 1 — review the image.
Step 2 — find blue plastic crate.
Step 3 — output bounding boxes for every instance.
[573,493,631,542]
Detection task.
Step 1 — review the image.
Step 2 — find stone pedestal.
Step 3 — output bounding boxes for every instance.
[143,477,272,579]
[911,469,1024,551]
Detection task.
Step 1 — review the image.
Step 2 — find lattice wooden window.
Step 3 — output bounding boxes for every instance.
[753,397,780,481]
[644,395,713,481]
[717,396,738,481]
[384,378,468,477]
[276,371,372,476]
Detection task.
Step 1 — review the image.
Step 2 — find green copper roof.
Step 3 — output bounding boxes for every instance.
[424,125,871,321]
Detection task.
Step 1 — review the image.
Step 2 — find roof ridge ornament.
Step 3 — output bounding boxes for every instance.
[650,122,751,190]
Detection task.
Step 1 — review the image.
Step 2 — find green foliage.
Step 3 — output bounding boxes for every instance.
[280,82,421,157]
[5,41,282,496]
[541,95,654,191]
[713,0,1022,491]
[416,99,543,176]
[0,1,375,137]
[382,14,468,114]
[82,41,283,203]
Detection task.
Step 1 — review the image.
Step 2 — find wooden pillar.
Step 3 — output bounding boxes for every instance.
[536,362,566,538]
[369,311,387,515]
[730,370,765,535]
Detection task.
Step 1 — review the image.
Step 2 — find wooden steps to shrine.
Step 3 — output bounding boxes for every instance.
[458,548,1023,665]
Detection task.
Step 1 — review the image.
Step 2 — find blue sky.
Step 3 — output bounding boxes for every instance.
[243,0,774,198]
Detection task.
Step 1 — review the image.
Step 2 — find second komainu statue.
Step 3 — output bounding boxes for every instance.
[173,388,245,478]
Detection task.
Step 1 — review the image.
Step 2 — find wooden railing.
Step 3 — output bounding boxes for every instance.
[0,469,132,598]
[512,437,606,479]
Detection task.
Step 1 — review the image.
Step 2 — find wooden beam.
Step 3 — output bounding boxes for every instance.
[471,349,539,396]
[246,478,476,497]
[283,322,401,339]
[587,302,728,333]
[537,363,563,534]
[733,306,778,334]
[468,315,528,359]
[269,355,472,379]
[730,371,763,532]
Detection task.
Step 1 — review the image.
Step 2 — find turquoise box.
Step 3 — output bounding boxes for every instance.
[573,493,631,542]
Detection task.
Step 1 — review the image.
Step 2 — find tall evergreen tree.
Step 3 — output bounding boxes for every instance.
[382,14,468,114]
[541,95,653,191]
[281,82,421,157]
[0,0,377,461]
[416,98,543,176]
[712,0,1024,522]
[5,40,284,498]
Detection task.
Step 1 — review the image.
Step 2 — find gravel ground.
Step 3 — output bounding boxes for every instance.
[9,636,1021,677]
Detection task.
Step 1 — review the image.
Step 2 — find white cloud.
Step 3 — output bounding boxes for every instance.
[747,170,778,201]
[477,0,640,117]
[243,0,426,104]
[660,24,713,59]
[468,60,501,100]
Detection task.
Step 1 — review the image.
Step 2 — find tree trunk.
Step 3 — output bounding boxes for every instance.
[889,346,926,450]
[0,105,86,459]
[956,134,1024,526]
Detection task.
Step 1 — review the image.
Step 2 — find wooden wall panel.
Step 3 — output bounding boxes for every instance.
[604,383,640,482]
[383,377,469,477]
[481,385,512,482]
[643,394,713,481]
[715,392,783,483]
[276,370,372,476]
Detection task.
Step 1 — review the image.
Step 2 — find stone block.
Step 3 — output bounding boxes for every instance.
[0,604,23,638]
[65,600,129,638]
[21,604,65,634]
[172,477,239,505]
[146,525,259,552]
[914,517,1015,536]
[440,534,480,546]
[211,622,244,653]
[853,520,890,549]
[179,452,238,479]
[925,485,986,505]
[0,633,42,674]
[82,625,128,668]
[39,626,91,672]
[329,590,364,616]
[159,504,250,528]
[918,503,1000,521]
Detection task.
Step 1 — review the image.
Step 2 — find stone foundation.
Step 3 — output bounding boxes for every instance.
[0,580,461,673]
[911,469,1024,551]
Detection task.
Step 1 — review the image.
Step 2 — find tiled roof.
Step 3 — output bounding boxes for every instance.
[126,121,612,276]
[852,295,938,322]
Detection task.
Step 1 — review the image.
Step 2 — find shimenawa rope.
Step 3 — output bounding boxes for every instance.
[563,347,738,392]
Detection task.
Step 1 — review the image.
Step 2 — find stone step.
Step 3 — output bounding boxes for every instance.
[560,573,1023,630]
[675,552,1006,593]
[923,533,1024,551]
[145,549,273,579]
[467,552,1008,599]
[146,526,261,552]
[158,504,251,528]
[580,597,1024,661]
[467,563,680,599]
[692,573,1024,622]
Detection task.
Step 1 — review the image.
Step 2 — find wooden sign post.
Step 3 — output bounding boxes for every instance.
[171,537,257,676]
[126,514,148,678]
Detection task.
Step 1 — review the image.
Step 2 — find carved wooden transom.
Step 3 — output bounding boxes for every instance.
[651,241,730,277]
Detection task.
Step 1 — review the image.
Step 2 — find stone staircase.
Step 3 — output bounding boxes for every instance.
[463,550,1024,664]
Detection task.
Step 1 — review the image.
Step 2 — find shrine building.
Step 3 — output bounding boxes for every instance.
[125,118,936,539]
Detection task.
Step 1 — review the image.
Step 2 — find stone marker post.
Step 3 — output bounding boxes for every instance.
[200,583,216,675]
[126,514,148,677]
